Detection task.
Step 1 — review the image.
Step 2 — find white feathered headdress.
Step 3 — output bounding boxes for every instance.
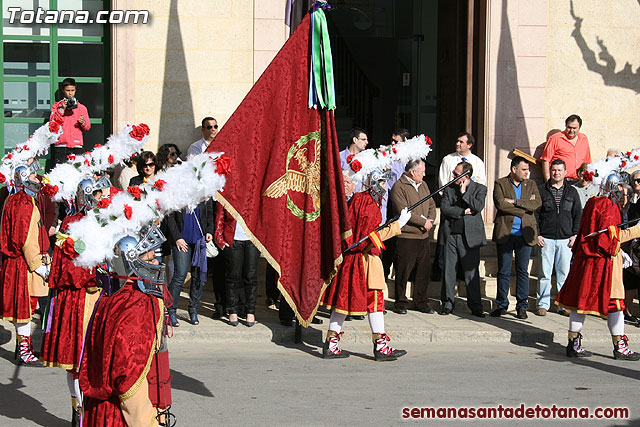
[0,120,63,187]
[344,134,433,184]
[43,123,150,201]
[65,151,231,268]
[584,149,640,185]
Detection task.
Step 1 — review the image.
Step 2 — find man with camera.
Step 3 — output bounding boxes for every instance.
[50,78,91,165]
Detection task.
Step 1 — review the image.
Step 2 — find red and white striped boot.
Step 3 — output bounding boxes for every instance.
[613,335,640,361]
[15,335,42,366]
[323,330,349,359]
[373,333,407,361]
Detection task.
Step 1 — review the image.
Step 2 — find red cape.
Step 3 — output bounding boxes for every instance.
[79,283,163,427]
[0,191,38,322]
[41,212,97,370]
[321,192,380,315]
[556,196,621,316]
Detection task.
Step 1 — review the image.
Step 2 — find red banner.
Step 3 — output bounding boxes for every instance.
[208,13,351,326]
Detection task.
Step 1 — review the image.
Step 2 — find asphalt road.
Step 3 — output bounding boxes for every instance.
[0,339,639,426]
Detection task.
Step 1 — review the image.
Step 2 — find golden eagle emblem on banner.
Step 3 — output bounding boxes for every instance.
[264,129,322,221]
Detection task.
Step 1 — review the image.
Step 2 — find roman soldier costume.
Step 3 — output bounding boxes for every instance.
[557,172,640,360]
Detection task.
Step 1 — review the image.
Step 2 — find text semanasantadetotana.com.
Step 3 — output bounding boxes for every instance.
[402,404,629,420]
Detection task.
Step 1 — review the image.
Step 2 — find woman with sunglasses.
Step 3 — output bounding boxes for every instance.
[157,143,182,171]
[128,151,157,187]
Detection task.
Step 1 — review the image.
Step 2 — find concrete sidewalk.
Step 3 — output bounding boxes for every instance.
[3,290,639,353]
[163,290,640,349]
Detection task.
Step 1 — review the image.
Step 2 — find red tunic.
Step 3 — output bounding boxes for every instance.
[41,212,97,371]
[0,191,47,322]
[79,282,163,427]
[556,196,621,317]
[321,192,383,315]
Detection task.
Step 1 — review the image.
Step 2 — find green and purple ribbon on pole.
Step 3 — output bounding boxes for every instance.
[309,0,336,110]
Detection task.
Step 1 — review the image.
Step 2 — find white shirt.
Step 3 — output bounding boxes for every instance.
[233,215,251,241]
[404,174,422,192]
[187,137,210,158]
[438,151,487,187]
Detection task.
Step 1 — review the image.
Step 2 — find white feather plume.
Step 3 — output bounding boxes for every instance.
[67,152,229,268]
[346,134,433,184]
[45,123,150,201]
[586,148,640,186]
[0,121,63,185]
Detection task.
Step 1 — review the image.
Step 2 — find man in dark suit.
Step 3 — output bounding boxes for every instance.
[440,162,488,317]
[491,156,541,319]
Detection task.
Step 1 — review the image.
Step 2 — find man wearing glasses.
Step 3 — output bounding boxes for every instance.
[188,117,219,158]
[340,127,368,171]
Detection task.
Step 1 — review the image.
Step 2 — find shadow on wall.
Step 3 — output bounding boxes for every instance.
[570,0,640,94]
[159,0,199,155]
[491,0,529,184]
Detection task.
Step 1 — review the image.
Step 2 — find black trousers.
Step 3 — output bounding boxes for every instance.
[440,234,482,311]
[209,254,226,314]
[265,264,280,301]
[393,238,431,309]
[223,240,259,314]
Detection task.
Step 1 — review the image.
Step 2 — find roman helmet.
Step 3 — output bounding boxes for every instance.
[363,168,392,205]
[108,225,166,297]
[13,159,42,197]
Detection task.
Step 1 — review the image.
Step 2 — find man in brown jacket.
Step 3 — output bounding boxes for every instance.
[491,156,541,319]
[390,159,437,314]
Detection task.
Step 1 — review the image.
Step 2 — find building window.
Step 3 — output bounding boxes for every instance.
[0,0,110,165]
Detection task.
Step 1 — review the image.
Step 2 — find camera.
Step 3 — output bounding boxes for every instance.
[65,96,78,110]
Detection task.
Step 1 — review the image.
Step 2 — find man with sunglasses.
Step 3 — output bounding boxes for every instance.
[188,117,219,158]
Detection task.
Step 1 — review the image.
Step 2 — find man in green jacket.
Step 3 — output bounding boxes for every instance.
[491,156,541,319]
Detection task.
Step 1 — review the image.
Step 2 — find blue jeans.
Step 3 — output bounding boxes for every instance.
[496,234,532,311]
[168,242,203,314]
[537,237,571,309]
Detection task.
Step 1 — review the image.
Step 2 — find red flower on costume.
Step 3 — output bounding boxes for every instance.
[94,144,103,148]
[22,145,29,151]
[0,173,5,184]
[635,155,639,161]
[62,238,77,258]
[156,199,161,210]
[124,204,133,220]
[153,180,166,191]
[49,121,60,133]
[350,160,362,172]
[108,155,114,164]
[426,136,433,146]
[215,155,231,175]
[346,154,354,163]
[127,186,142,200]
[129,123,150,141]
[392,147,397,154]
[66,154,76,161]
[42,183,59,197]
[627,151,632,157]
[111,187,122,196]
[84,159,90,166]
[97,198,111,209]
[622,161,627,168]
[381,150,387,157]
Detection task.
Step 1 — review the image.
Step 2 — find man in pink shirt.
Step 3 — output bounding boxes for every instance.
[50,78,91,165]
[540,114,591,181]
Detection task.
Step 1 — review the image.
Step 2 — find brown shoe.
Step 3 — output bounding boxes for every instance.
[535,308,547,316]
